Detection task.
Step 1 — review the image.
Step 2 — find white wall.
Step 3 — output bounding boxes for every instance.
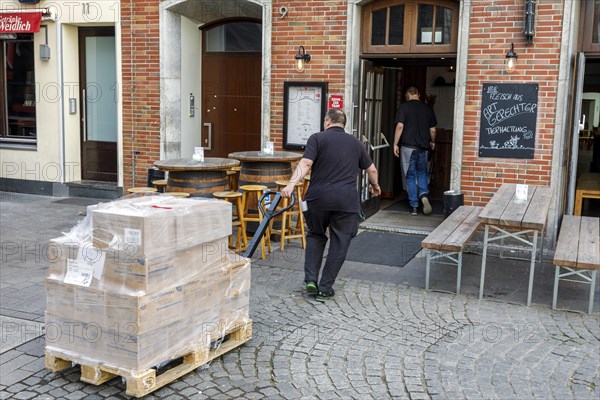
[180,16,202,157]
[0,0,120,185]
[426,66,456,130]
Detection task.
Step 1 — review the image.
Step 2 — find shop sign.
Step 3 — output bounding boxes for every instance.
[479,83,538,159]
[0,12,42,33]
[328,94,343,110]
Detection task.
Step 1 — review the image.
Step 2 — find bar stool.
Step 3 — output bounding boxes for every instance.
[127,187,157,195]
[239,184,271,259]
[271,180,306,251]
[226,170,239,191]
[162,192,190,198]
[152,179,167,193]
[213,191,247,252]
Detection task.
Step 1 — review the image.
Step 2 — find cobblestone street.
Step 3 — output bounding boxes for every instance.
[1,193,599,399]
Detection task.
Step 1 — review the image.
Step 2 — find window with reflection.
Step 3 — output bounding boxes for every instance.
[593,0,599,44]
[1,33,36,144]
[205,21,262,52]
[417,4,452,45]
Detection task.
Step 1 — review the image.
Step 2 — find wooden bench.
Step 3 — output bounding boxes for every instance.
[574,173,600,216]
[421,205,483,294]
[552,215,600,314]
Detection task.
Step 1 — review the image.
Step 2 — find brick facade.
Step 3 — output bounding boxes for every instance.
[461,0,562,206]
[121,0,162,188]
[269,1,348,150]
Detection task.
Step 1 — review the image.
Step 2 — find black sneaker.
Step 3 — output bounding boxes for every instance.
[410,207,418,216]
[315,289,335,302]
[305,281,318,294]
[421,196,432,215]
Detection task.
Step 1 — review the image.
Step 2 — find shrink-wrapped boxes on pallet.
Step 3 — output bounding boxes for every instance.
[45,195,252,379]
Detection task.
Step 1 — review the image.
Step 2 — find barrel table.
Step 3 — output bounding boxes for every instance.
[228,151,302,190]
[229,151,302,233]
[153,158,240,197]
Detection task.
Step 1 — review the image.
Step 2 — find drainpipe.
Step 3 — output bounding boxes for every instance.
[57,18,65,186]
[131,150,140,186]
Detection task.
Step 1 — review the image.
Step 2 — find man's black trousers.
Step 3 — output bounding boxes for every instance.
[303,207,359,292]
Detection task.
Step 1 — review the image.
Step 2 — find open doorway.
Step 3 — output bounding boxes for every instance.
[363,57,456,216]
[575,58,600,217]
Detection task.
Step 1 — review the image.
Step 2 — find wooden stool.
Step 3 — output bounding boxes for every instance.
[226,170,239,192]
[271,180,306,251]
[127,187,157,195]
[162,192,190,197]
[152,179,167,193]
[213,191,247,252]
[239,184,271,259]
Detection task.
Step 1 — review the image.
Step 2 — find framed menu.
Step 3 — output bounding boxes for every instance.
[479,83,538,159]
[283,82,328,150]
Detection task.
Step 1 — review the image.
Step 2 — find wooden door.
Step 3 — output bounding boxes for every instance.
[79,27,117,182]
[201,53,261,157]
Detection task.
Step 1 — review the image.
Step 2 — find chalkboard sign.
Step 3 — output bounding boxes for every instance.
[479,83,538,159]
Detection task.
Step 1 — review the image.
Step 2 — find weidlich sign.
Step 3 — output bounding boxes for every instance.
[0,12,42,33]
[479,83,539,159]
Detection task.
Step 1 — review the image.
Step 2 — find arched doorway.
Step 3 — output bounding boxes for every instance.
[201,20,262,157]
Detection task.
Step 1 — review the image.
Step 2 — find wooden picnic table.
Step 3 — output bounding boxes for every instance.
[478,183,553,306]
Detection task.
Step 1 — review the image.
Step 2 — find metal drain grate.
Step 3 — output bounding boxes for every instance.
[0,192,50,203]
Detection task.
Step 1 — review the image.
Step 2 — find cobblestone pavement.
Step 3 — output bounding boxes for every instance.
[1,193,599,399]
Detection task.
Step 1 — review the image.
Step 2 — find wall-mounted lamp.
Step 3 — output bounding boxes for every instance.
[505,43,518,73]
[524,0,536,45]
[294,46,311,72]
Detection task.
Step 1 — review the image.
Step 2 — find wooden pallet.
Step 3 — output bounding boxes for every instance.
[45,320,252,398]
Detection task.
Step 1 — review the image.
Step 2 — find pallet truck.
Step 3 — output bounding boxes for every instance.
[242,191,296,258]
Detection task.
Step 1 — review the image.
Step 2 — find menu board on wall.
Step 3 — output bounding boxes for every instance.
[283,82,328,150]
[479,83,538,159]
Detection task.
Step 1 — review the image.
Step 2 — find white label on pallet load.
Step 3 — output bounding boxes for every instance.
[124,228,142,246]
[64,247,106,286]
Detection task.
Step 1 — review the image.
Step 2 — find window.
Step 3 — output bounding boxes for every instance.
[581,0,600,53]
[1,33,36,144]
[362,0,459,55]
[205,21,262,52]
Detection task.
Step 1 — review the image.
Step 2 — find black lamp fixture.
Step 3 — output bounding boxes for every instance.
[524,0,536,45]
[505,43,518,73]
[294,46,311,72]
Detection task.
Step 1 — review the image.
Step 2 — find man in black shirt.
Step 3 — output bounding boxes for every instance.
[393,86,437,216]
[282,108,381,301]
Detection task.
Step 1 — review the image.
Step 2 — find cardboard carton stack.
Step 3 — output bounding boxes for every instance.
[45,196,251,373]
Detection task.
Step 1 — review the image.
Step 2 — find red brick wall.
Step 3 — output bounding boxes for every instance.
[121,0,161,189]
[270,1,348,150]
[461,0,562,206]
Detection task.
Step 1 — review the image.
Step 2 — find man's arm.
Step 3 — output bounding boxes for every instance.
[281,158,313,198]
[429,127,436,151]
[366,163,381,197]
[393,123,404,158]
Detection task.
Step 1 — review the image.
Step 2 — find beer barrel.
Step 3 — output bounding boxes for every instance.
[238,162,292,190]
[167,170,228,197]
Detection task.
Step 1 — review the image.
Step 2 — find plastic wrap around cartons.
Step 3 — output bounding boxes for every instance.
[46,254,251,374]
[45,196,251,376]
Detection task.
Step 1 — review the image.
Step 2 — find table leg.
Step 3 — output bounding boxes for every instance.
[456,252,462,295]
[589,270,597,315]
[527,229,538,306]
[479,225,489,300]
[425,250,431,290]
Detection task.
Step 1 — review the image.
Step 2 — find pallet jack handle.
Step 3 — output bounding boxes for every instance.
[242,191,296,258]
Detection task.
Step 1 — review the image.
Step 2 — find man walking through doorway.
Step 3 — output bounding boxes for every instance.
[281,108,381,302]
[393,86,437,216]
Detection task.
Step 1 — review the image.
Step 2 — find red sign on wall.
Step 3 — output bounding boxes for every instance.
[0,12,42,33]
[328,94,344,110]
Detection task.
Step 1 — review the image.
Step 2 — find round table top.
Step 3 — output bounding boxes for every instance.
[154,157,239,171]
[228,150,302,162]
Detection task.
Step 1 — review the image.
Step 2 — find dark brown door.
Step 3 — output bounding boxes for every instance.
[202,53,261,157]
[79,27,117,181]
